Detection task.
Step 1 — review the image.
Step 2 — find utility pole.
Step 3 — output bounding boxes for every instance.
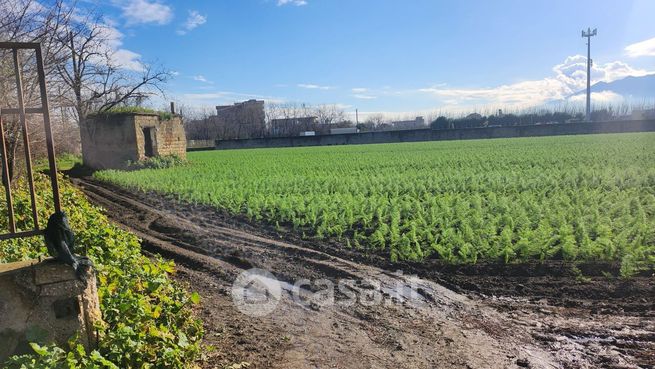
[356,109,359,125]
[582,27,597,121]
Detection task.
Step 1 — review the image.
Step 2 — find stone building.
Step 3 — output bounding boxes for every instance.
[215,99,265,124]
[80,112,186,170]
[185,99,265,141]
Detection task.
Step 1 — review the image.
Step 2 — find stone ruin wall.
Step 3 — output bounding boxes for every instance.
[134,115,186,160]
[81,113,186,170]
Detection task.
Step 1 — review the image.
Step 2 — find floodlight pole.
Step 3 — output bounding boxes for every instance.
[582,27,597,121]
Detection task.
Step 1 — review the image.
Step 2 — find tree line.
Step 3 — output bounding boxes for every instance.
[427,106,650,130]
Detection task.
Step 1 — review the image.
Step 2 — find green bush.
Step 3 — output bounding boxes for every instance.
[33,153,82,172]
[126,155,187,171]
[0,174,203,368]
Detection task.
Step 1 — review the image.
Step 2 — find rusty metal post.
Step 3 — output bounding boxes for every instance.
[35,44,61,213]
[0,42,61,239]
[12,49,39,230]
[0,114,16,232]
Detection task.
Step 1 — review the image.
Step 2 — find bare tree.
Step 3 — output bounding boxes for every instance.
[54,11,171,124]
[183,106,216,142]
[314,104,345,126]
[0,0,72,180]
[364,113,386,129]
[1,0,171,181]
[264,102,281,134]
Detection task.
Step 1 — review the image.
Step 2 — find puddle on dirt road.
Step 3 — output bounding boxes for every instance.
[252,268,450,313]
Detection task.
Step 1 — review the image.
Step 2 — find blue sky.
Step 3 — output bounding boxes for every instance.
[93,0,655,118]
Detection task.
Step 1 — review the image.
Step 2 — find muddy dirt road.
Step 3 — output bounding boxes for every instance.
[73,178,654,369]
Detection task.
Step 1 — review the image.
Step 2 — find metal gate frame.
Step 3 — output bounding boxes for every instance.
[0,42,61,240]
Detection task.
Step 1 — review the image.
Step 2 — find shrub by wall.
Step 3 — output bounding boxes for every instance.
[0,174,203,369]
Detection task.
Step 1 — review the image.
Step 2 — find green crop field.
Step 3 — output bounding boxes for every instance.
[95,133,655,275]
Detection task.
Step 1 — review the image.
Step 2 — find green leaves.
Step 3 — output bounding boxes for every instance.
[189,292,201,305]
[1,175,203,368]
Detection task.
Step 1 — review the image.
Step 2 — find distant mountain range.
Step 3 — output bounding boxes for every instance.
[572,74,655,100]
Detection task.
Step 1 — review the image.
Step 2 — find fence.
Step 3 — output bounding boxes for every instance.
[211,119,655,150]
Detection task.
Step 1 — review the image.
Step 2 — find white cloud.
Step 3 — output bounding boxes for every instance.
[353,94,377,100]
[110,49,144,72]
[420,80,566,106]
[569,90,624,104]
[298,83,333,90]
[0,0,146,72]
[177,10,207,35]
[351,88,368,93]
[346,110,432,123]
[118,0,173,26]
[553,55,650,90]
[193,75,212,83]
[625,37,655,57]
[183,92,228,100]
[0,0,44,18]
[182,91,286,105]
[334,103,353,110]
[418,55,653,108]
[84,22,145,71]
[277,0,307,6]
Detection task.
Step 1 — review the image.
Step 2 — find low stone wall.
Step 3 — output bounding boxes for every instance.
[0,259,101,362]
[187,139,215,151]
[213,120,655,150]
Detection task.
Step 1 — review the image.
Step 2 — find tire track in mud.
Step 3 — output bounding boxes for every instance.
[72,177,653,369]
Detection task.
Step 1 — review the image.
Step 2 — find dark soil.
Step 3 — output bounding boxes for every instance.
[72,176,655,369]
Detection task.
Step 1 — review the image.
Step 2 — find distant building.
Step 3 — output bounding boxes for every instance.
[330,127,358,135]
[631,109,655,120]
[213,99,265,138]
[185,99,265,140]
[390,116,425,130]
[215,99,264,121]
[271,117,318,136]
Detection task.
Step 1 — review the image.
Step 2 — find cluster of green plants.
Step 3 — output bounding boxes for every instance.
[0,174,203,368]
[126,155,187,171]
[33,153,82,172]
[88,106,173,121]
[95,133,655,276]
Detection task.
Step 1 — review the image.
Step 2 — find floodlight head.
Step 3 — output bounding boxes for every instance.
[582,28,598,38]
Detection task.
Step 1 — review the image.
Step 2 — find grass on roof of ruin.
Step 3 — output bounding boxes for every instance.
[89,106,173,120]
